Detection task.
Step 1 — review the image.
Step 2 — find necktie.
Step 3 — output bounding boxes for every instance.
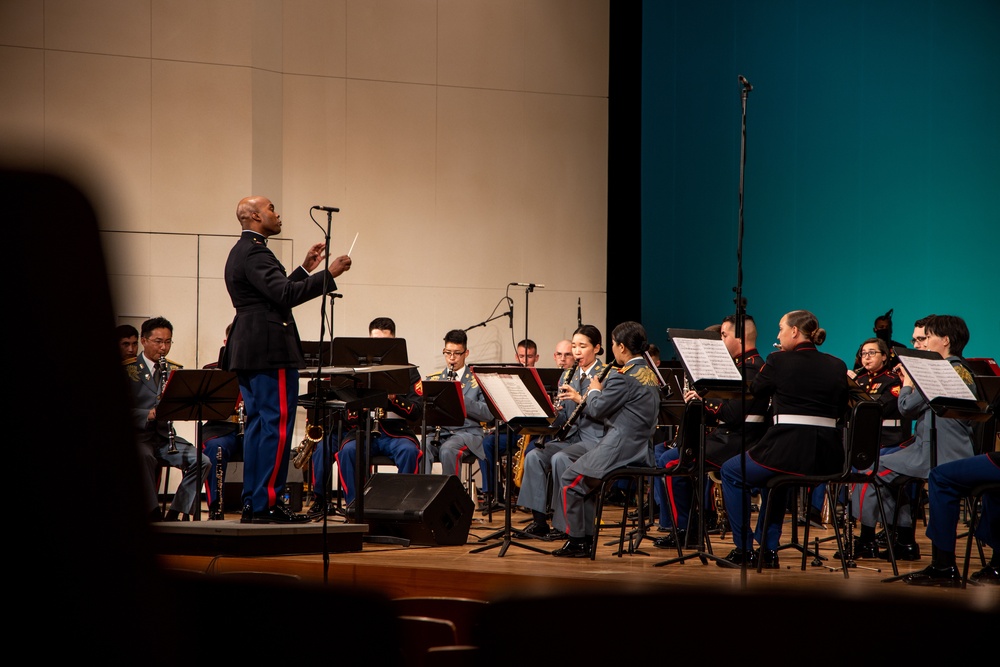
[153,363,163,389]
[448,370,458,381]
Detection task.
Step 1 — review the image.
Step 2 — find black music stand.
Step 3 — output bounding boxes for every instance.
[330,337,416,546]
[468,366,556,557]
[881,348,992,583]
[654,329,745,568]
[157,369,241,521]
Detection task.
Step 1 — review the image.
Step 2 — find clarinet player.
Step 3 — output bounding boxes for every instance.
[125,316,212,522]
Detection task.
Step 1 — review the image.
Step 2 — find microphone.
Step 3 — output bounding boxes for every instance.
[330,293,343,299]
[577,298,582,326]
[507,306,514,329]
[738,75,753,91]
[509,282,545,289]
[312,205,340,212]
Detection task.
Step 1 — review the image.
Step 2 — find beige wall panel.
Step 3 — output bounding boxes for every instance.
[524,0,609,97]
[103,230,153,280]
[283,0,347,77]
[250,0,283,71]
[151,0,252,67]
[437,0,525,91]
[281,75,347,233]
[45,0,151,57]
[151,60,252,236]
[343,79,437,285]
[251,68,283,199]
[0,46,45,161]
[150,275,199,369]
[198,234,240,279]
[345,0,437,84]
[435,86,525,286]
[44,51,151,233]
[150,232,199,278]
[0,0,43,48]
[197,275,234,367]
[520,92,607,293]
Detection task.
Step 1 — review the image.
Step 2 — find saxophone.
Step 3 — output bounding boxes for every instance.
[292,420,324,469]
[511,434,531,488]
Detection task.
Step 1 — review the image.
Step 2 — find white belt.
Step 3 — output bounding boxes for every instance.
[774,414,837,428]
[882,419,901,427]
[745,415,765,423]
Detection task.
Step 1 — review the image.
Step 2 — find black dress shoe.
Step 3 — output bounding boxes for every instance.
[880,541,921,561]
[717,547,757,567]
[901,564,962,587]
[521,521,552,539]
[801,508,824,529]
[240,504,253,524]
[546,529,568,541]
[552,538,592,558]
[970,565,1000,585]
[652,529,690,549]
[838,538,878,559]
[253,503,310,524]
[875,529,889,548]
[148,507,163,523]
[758,549,779,569]
[307,500,336,521]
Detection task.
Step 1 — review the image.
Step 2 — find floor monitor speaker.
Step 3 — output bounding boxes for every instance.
[348,474,474,546]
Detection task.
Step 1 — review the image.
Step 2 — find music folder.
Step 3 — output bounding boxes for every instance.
[470,365,556,433]
[157,369,240,422]
[893,348,992,422]
[667,328,745,398]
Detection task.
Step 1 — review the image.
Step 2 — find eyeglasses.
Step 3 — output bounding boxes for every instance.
[911,335,928,345]
[442,349,466,357]
[859,350,882,358]
[146,338,173,346]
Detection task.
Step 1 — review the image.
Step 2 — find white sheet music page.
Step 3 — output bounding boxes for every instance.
[476,372,549,421]
[898,356,978,402]
[671,337,742,383]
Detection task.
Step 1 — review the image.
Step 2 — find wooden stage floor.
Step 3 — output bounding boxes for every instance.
[155,502,999,613]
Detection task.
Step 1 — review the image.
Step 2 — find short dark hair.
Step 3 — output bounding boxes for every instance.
[573,324,602,353]
[443,329,467,348]
[914,314,936,329]
[611,321,649,355]
[115,324,138,340]
[858,337,890,358]
[924,315,970,357]
[141,316,172,338]
[516,339,537,352]
[369,317,396,335]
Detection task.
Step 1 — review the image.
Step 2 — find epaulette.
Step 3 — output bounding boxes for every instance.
[427,372,444,380]
[633,366,660,387]
[954,363,974,386]
[620,363,635,375]
[122,356,137,365]
[164,358,184,369]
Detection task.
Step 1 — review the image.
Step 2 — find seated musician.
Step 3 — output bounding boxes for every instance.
[520,325,607,541]
[334,317,423,506]
[552,321,662,557]
[652,314,769,549]
[422,329,493,478]
[125,316,212,522]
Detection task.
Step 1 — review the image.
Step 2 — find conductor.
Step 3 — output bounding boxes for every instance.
[222,195,352,523]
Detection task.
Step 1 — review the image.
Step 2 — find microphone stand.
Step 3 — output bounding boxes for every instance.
[462,311,511,332]
[312,206,338,584]
[735,74,751,590]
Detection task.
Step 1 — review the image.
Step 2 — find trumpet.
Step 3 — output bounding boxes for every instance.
[292,420,324,470]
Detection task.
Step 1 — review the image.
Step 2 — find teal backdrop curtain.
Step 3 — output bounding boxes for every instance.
[639,0,999,365]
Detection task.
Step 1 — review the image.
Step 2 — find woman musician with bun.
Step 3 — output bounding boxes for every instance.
[552,321,662,557]
[520,324,607,542]
[718,309,848,568]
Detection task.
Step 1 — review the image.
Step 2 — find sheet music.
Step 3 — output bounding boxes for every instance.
[898,355,978,402]
[475,372,549,421]
[671,337,742,382]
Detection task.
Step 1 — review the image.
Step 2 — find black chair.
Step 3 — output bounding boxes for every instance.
[961,481,1000,588]
[591,463,666,559]
[756,400,898,577]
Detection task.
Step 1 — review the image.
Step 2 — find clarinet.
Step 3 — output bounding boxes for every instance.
[554,362,614,441]
[157,356,179,454]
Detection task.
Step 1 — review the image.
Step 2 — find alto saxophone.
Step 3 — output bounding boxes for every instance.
[292,420,324,470]
[511,434,531,488]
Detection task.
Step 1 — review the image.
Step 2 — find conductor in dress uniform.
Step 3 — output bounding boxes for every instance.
[221,195,352,523]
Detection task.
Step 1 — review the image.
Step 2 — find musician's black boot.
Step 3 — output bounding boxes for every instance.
[164,509,185,522]
[240,503,254,524]
[902,546,960,587]
[552,535,593,558]
[970,554,1000,585]
[844,523,879,559]
[881,525,921,561]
